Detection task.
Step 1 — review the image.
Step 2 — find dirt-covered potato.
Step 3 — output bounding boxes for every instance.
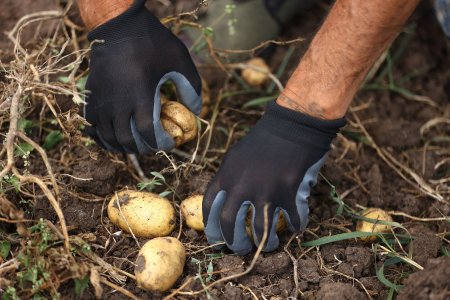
[180,195,204,231]
[356,208,393,242]
[181,195,287,237]
[161,101,198,146]
[107,191,176,238]
[242,57,270,87]
[135,237,186,292]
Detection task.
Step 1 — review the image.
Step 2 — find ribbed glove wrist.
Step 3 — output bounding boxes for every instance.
[257,101,346,148]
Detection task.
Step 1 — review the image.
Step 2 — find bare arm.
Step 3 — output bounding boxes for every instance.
[278,0,421,120]
[77,0,133,30]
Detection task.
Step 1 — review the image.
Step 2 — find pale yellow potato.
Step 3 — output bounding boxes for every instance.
[135,237,186,292]
[181,195,204,231]
[161,101,198,146]
[356,208,393,242]
[241,57,270,87]
[107,191,176,238]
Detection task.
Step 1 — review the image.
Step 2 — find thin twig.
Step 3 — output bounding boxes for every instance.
[99,277,142,300]
[18,132,59,196]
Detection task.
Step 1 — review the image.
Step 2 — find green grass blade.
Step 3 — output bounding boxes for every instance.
[243,94,278,108]
[301,231,383,247]
[350,214,405,229]
[376,257,403,291]
[266,45,296,94]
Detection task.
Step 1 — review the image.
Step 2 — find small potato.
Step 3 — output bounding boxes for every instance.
[107,191,176,238]
[135,237,186,292]
[356,208,393,242]
[181,195,204,231]
[161,101,198,146]
[241,57,270,87]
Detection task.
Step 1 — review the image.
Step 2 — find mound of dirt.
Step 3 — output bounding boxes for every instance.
[71,157,117,196]
[316,282,366,300]
[397,257,450,300]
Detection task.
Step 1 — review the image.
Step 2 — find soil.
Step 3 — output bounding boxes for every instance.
[1,1,449,300]
[0,0,59,61]
[397,257,450,300]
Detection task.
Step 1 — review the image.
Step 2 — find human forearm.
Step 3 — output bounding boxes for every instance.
[77,0,133,30]
[278,0,420,120]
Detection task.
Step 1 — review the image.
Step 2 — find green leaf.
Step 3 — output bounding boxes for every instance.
[15,142,34,157]
[150,171,166,182]
[58,76,70,83]
[243,94,278,108]
[159,191,172,198]
[0,240,11,259]
[206,261,214,282]
[3,175,20,192]
[42,130,64,151]
[191,257,200,264]
[18,118,34,133]
[74,276,90,299]
[76,76,88,92]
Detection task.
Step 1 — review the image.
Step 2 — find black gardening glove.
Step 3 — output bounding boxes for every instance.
[84,0,202,154]
[203,101,346,255]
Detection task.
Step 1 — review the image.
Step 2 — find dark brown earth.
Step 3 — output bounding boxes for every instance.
[0,0,449,299]
[397,257,450,300]
[0,0,58,60]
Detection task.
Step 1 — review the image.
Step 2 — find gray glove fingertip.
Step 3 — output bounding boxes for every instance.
[222,201,253,255]
[129,116,174,154]
[251,207,280,253]
[167,71,202,115]
[204,190,227,248]
[295,155,328,230]
[96,129,123,153]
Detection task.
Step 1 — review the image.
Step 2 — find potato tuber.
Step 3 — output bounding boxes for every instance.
[107,191,176,238]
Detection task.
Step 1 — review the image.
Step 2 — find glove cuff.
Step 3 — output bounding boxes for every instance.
[87,0,161,44]
[257,101,346,148]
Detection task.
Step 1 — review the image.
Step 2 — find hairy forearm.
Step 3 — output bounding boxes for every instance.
[278,0,420,119]
[77,0,133,30]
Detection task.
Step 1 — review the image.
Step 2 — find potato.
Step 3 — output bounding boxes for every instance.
[161,101,198,146]
[135,237,186,292]
[107,191,176,238]
[181,195,204,231]
[356,208,393,242]
[241,57,270,87]
[180,195,287,237]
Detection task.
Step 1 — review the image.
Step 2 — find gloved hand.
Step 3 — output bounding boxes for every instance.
[202,101,345,255]
[84,0,202,154]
